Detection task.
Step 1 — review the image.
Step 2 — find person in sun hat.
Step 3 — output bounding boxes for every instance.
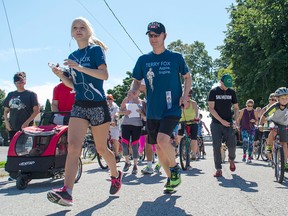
[208,74,239,177]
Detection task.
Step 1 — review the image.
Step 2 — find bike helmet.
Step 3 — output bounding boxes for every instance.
[274,87,288,97]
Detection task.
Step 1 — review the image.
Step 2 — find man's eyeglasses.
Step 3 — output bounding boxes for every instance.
[148,33,160,38]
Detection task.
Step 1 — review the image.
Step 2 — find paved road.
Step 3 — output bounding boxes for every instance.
[0,144,287,216]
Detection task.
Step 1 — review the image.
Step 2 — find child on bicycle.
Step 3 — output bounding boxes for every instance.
[259,87,288,170]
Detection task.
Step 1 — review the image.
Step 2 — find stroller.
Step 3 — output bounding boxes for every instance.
[5,112,82,190]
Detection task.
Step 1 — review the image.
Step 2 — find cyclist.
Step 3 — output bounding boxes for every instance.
[259,87,288,171]
[197,113,210,156]
[259,93,278,165]
[178,89,199,161]
[208,74,239,177]
[107,94,121,163]
[237,99,258,164]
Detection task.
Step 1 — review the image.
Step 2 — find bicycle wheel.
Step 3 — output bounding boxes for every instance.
[274,146,284,183]
[83,145,97,160]
[260,140,269,161]
[97,152,108,169]
[179,137,191,170]
[253,141,261,160]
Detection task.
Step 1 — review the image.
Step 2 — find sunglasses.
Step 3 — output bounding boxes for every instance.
[14,81,24,85]
[148,33,160,38]
[269,98,276,101]
[247,105,253,108]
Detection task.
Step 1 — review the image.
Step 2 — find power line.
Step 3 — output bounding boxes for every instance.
[103,0,143,54]
[76,0,136,61]
[2,0,21,72]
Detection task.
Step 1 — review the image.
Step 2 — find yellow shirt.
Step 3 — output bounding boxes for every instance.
[180,100,196,124]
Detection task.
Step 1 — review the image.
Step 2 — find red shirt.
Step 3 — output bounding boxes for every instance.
[53,83,75,112]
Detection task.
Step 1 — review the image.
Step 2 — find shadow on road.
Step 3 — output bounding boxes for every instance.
[122,173,166,186]
[217,174,258,192]
[136,195,192,216]
[183,168,204,177]
[0,178,63,196]
[75,196,119,216]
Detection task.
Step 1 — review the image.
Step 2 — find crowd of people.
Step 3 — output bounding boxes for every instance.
[2,17,288,206]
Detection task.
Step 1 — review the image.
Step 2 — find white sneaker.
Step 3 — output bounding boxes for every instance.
[141,165,153,174]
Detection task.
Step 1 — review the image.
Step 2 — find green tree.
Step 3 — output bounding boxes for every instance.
[220,0,288,107]
[107,71,146,106]
[167,40,216,109]
[0,89,8,145]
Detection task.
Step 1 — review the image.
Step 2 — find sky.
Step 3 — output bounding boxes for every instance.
[0,0,235,128]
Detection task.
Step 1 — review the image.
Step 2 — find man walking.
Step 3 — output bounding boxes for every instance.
[208,74,239,177]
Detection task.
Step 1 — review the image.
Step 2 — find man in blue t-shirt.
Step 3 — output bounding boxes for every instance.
[208,74,239,177]
[130,21,192,194]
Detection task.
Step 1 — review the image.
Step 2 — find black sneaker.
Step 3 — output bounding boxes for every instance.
[47,186,73,206]
[122,162,131,172]
[163,178,174,194]
[115,155,121,163]
[110,171,123,195]
[170,164,182,188]
[132,165,138,174]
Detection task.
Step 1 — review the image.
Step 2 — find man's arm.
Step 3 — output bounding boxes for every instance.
[22,105,40,129]
[51,100,59,112]
[130,79,142,92]
[180,72,192,108]
[3,107,11,131]
[233,103,239,127]
[208,101,230,127]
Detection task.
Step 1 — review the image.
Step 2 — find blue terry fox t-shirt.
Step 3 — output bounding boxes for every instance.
[132,49,189,119]
[68,45,106,102]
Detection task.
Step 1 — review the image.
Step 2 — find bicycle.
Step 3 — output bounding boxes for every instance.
[82,133,109,169]
[179,120,194,170]
[273,125,285,183]
[253,128,269,161]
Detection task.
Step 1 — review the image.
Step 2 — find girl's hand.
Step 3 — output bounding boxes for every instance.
[64,59,83,71]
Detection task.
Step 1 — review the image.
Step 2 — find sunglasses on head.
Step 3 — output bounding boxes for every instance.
[148,33,160,38]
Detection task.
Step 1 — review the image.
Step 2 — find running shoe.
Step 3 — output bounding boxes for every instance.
[242,154,246,162]
[115,155,121,163]
[132,165,138,174]
[267,160,273,167]
[229,159,236,172]
[47,186,73,206]
[122,162,131,172]
[141,165,153,174]
[246,157,252,164]
[163,178,174,194]
[154,163,162,173]
[170,164,181,188]
[110,170,123,195]
[213,169,222,177]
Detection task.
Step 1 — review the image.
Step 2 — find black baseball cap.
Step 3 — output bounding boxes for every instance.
[13,72,26,82]
[146,22,166,35]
